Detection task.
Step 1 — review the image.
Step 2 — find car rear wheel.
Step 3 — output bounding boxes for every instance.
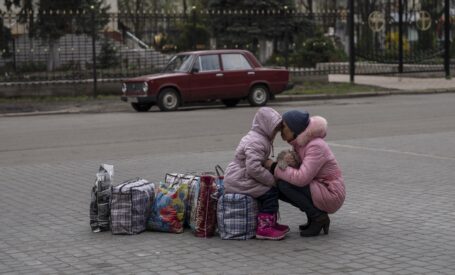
[222,99,240,107]
[158,88,180,111]
[131,102,153,112]
[248,85,269,106]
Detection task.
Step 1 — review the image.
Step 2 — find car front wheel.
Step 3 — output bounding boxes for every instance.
[131,102,153,112]
[248,85,269,106]
[157,88,180,111]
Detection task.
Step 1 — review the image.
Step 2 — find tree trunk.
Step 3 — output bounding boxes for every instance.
[183,0,188,14]
[47,40,60,72]
[308,0,314,37]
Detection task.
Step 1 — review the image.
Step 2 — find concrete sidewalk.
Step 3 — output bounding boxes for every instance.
[1,94,455,274]
[329,74,455,91]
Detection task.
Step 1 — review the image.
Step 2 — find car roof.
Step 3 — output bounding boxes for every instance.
[177,49,250,55]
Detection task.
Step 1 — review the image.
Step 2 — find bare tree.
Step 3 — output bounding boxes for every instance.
[118,0,152,39]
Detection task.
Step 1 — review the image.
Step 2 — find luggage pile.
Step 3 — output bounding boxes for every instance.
[89,164,260,240]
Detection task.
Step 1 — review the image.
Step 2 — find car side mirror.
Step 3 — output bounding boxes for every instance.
[191,67,199,73]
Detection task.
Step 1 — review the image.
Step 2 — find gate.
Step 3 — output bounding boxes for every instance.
[351,0,450,76]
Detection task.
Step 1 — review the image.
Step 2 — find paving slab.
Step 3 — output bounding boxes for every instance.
[1,95,454,274]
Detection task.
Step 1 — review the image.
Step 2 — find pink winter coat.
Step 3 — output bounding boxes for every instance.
[274,116,346,214]
[224,107,282,198]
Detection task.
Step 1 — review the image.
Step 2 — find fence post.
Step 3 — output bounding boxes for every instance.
[444,0,451,79]
[284,6,289,69]
[91,6,98,98]
[12,37,17,73]
[398,0,403,74]
[348,0,355,83]
[192,6,196,50]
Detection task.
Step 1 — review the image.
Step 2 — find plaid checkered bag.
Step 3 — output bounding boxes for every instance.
[90,164,114,233]
[217,193,258,240]
[110,178,155,235]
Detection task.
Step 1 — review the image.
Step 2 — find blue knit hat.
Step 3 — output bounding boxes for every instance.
[282,110,310,137]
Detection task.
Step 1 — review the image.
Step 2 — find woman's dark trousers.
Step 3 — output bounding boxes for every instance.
[277,180,325,219]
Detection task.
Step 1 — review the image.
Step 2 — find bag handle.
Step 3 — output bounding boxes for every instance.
[215,165,224,177]
[167,173,198,183]
[169,175,197,189]
[120,178,147,192]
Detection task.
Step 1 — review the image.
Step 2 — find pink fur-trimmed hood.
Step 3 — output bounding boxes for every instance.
[292,116,328,147]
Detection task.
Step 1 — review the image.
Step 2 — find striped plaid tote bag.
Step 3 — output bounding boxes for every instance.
[110,178,155,235]
[217,193,258,240]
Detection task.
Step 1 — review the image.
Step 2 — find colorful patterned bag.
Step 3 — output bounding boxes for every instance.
[217,193,258,240]
[164,173,200,228]
[90,164,114,232]
[110,178,155,235]
[147,180,189,233]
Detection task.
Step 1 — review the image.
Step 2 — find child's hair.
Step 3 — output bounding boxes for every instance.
[276,149,301,170]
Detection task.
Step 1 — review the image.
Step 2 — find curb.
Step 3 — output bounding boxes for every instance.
[274,88,455,102]
[2,88,455,117]
[0,109,81,117]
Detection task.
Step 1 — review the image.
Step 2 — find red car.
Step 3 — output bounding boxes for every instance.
[121,49,293,112]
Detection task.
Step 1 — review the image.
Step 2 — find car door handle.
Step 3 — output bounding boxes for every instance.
[247,72,255,75]
[216,73,224,77]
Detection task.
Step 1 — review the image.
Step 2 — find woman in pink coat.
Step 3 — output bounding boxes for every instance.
[266,110,345,237]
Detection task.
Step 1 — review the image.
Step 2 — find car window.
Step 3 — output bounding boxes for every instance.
[163,54,194,73]
[194,55,220,72]
[221,54,253,71]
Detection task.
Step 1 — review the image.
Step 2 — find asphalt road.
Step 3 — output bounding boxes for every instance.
[1,94,454,166]
[0,93,454,274]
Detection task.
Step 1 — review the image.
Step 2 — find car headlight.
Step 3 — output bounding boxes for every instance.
[121,83,127,93]
[142,82,149,93]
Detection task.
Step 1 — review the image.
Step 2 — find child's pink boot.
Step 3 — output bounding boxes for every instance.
[273,213,290,233]
[256,213,286,240]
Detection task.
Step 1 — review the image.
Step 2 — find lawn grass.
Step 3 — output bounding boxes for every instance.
[284,81,390,95]
[0,95,118,104]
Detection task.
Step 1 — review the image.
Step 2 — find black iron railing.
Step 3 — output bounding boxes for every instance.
[0,2,452,92]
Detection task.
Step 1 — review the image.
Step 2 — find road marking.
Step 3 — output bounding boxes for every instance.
[329,142,455,161]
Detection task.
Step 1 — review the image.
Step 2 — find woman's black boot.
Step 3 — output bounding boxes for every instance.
[300,213,330,237]
[298,215,311,231]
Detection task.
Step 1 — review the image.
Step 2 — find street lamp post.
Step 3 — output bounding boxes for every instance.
[348,0,355,83]
[444,0,451,79]
[91,5,98,98]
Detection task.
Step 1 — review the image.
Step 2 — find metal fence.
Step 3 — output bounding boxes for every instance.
[0,1,452,89]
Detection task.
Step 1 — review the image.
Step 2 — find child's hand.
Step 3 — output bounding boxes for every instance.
[264,159,274,170]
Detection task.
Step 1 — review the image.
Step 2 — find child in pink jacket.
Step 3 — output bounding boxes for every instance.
[267,110,345,237]
[224,107,288,240]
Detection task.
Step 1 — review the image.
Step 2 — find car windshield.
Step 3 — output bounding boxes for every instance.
[163,54,194,73]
